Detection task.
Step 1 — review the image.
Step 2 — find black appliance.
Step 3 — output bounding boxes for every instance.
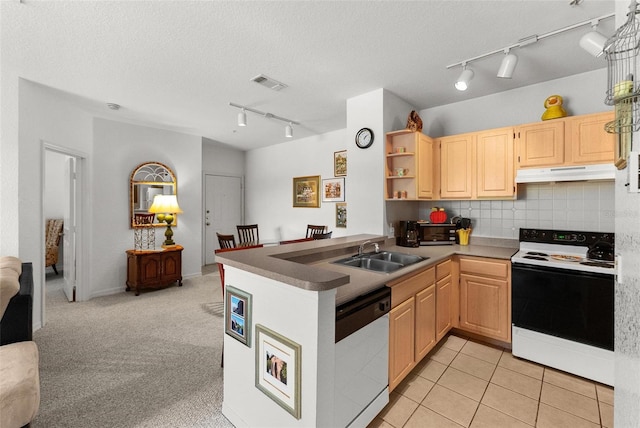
[396,221,419,247]
[511,228,615,386]
[418,223,456,245]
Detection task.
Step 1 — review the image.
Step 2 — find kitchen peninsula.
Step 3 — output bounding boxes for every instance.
[217,234,517,427]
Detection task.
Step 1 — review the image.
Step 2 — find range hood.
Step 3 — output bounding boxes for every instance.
[515,163,616,183]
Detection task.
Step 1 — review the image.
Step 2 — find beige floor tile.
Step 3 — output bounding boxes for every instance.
[481,383,538,426]
[378,391,419,428]
[450,352,497,381]
[441,334,468,352]
[491,366,542,400]
[536,403,600,428]
[367,416,395,428]
[543,368,597,399]
[422,384,479,427]
[404,405,465,428]
[460,340,503,365]
[430,345,459,365]
[596,383,614,406]
[540,382,600,424]
[470,404,533,428]
[438,366,489,401]
[416,358,448,382]
[498,352,544,380]
[396,373,435,404]
[600,402,613,428]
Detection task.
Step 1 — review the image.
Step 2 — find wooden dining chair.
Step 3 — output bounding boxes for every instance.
[236,224,259,245]
[306,224,327,238]
[312,231,333,240]
[216,233,236,249]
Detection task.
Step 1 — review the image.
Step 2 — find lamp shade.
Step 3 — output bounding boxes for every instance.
[455,68,474,91]
[148,194,183,214]
[580,31,608,57]
[497,53,518,78]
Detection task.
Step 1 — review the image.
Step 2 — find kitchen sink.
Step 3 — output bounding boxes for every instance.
[332,251,426,273]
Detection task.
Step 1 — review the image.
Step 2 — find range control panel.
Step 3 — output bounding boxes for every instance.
[519,228,614,247]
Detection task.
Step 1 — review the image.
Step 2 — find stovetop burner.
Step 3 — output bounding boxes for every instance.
[523,255,548,260]
[580,261,615,268]
[526,252,549,257]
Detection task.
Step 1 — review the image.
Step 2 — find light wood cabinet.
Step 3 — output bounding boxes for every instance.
[458,256,511,343]
[516,111,615,169]
[385,131,434,200]
[436,259,452,341]
[388,266,436,391]
[438,133,474,199]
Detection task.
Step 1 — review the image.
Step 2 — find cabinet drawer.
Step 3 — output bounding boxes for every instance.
[436,259,451,281]
[459,256,509,278]
[390,267,435,308]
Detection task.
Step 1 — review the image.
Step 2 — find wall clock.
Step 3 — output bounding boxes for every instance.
[355,128,374,149]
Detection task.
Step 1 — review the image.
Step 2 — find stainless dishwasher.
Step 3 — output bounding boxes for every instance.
[334,286,391,427]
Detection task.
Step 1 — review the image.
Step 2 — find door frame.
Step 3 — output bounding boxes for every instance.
[202,171,244,267]
[41,142,88,325]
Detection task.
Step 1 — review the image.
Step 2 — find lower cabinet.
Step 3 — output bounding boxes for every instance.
[126,245,183,296]
[436,259,452,341]
[458,255,511,342]
[388,266,436,391]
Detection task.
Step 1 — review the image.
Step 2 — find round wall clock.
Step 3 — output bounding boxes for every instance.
[355,128,374,149]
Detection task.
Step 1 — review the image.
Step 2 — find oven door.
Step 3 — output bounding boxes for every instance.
[512,263,614,351]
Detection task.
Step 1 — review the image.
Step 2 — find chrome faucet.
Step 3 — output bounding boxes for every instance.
[358,240,380,256]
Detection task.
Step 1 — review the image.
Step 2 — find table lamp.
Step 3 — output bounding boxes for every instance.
[148,194,183,247]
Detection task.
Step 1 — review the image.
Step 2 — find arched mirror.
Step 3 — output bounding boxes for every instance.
[130,162,177,228]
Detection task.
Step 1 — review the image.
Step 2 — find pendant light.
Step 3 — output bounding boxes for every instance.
[455,64,474,91]
[497,49,518,78]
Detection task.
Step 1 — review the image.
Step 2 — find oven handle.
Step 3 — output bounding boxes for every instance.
[511,262,614,280]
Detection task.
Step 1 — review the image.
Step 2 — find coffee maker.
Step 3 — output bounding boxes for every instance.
[397,220,419,247]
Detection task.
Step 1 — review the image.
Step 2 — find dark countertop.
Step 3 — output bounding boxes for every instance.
[215,234,518,306]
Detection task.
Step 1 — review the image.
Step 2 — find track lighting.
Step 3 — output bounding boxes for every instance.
[580,20,608,57]
[229,102,299,136]
[497,49,518,79]
[455,65,474,91]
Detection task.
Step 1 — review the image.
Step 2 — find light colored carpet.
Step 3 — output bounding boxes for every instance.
[34,272,233,427]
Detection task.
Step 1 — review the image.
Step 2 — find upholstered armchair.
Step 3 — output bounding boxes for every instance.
[45,219,64,275]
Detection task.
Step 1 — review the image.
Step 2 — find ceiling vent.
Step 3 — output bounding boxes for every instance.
[250,74,288,91]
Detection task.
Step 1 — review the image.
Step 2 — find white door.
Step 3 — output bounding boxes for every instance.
[204,174,243,265]
[63,157,77,302]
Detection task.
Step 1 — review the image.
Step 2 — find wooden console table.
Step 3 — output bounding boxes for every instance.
[126,245,183,295]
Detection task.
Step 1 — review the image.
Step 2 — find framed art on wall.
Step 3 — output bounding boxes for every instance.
[322,177,345,202]
[225,286,252,346]
[336,203,347,228]
[255,324,302,419]
[334,150,347,176]
[293,175,320,208]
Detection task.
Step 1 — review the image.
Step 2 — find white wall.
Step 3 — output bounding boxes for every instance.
[202,138,245,175]
[92,118,203,297]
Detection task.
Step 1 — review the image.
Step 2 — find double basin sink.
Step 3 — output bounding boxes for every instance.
[332,251,427,273]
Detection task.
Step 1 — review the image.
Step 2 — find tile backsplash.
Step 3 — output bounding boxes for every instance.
[419,181,615,239]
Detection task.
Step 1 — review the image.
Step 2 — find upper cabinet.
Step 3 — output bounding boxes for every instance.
[516,111,615,169]
[438,133,474,199]
[385,131,434,200]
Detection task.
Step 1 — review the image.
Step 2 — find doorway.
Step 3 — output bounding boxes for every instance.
[203,174,243,266]
[43,143,86,325]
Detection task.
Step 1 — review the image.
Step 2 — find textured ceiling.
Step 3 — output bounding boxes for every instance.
[2,0,616,150]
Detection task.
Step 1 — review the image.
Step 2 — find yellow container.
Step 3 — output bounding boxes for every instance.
[457,228,471,246]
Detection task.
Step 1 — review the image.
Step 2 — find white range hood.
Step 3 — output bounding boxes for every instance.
[515,163,616,183]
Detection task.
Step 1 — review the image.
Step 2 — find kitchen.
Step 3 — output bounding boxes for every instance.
[2,1,639,427]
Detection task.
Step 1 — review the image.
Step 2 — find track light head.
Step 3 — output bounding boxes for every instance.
[580,23,608,57]
[238,109,247,127]
[455,66,474,91]
[285,123,293,138]
[497,50,518,79]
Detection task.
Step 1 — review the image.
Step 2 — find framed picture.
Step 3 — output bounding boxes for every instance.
[225,286,252,346]
[336,203,347,228]
[255,324,302,419]
[334,150,347,176]
[322,177,345,202]
[293,175,320,208]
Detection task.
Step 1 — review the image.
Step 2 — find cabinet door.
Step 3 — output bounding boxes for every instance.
[417,133,435,199]
[517,121,565,168]
[459,273,510,342]
[415,284,436,361]
[389,297,415,391]
[436,274,452,341]
[439,134,473,199]
[161,250,182,282]
[568,112,615,164]
[476,127,515,198]
[139,254,162,285]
